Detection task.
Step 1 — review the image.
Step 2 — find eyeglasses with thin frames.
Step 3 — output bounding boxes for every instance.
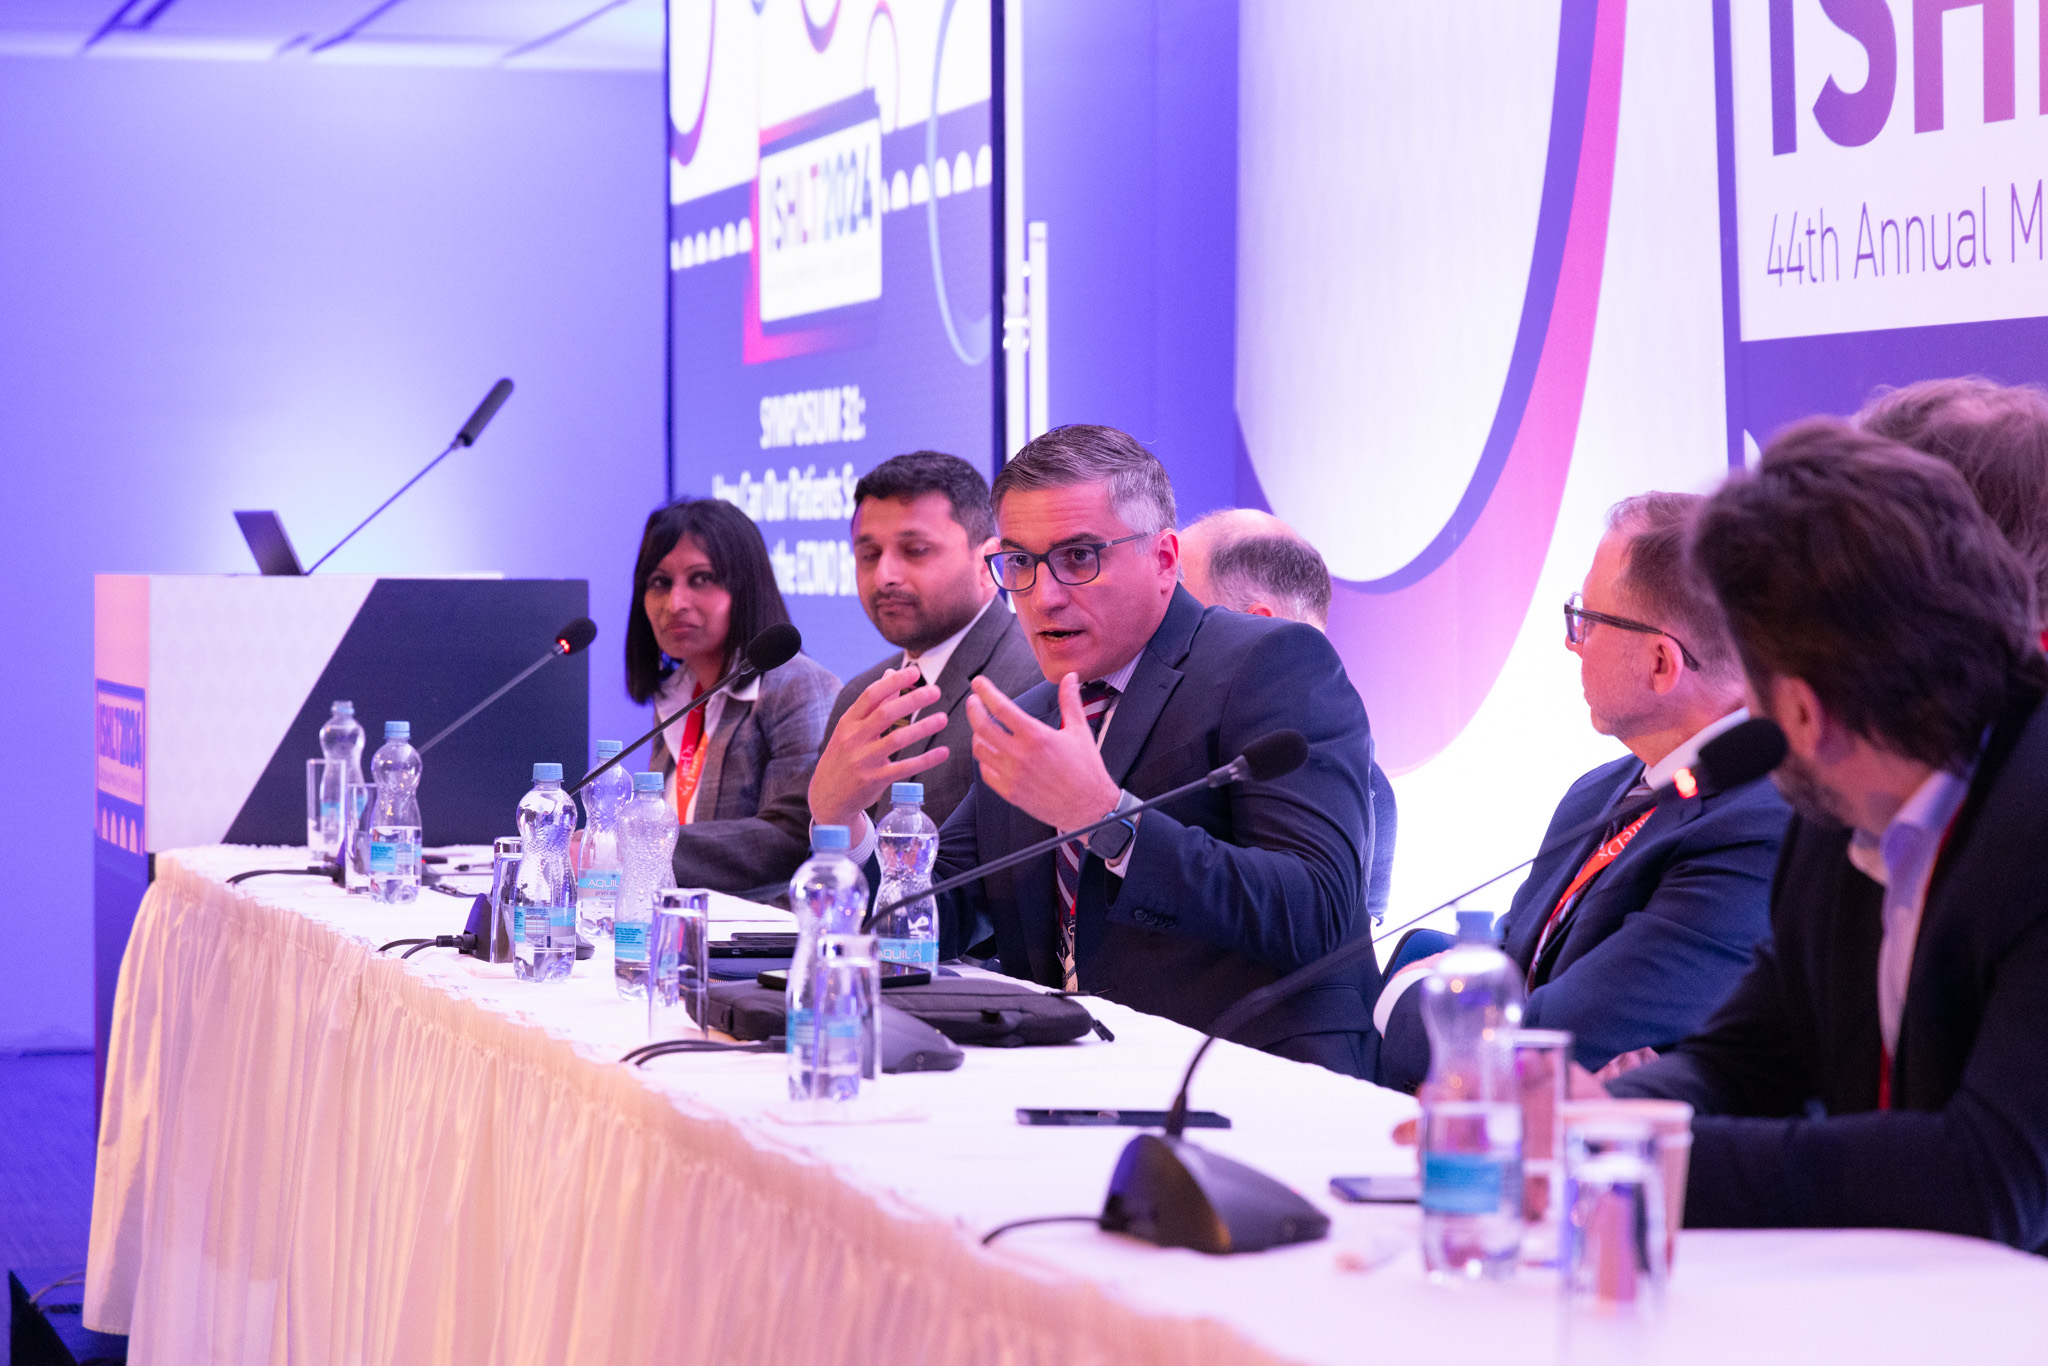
[985,531,1153,593]
[1563,593,1702,671]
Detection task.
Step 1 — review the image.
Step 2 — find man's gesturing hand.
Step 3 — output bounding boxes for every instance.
[966,673,1123,833]
[807,666,949,828]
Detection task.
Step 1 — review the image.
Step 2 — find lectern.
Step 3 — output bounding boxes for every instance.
[92,574,589,1102]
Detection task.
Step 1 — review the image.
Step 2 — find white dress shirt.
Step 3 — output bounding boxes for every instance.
[1844,765,1972,1056]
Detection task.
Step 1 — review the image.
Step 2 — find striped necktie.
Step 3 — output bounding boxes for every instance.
[1054,680,1120,991]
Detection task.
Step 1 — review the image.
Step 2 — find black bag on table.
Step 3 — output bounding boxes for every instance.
[707,976,1102,1048]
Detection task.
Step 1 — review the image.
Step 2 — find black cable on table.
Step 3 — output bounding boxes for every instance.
[979,1214,1103,1246]
[227,866,340,886]
[622,1038,781,1065]
[384,934,476,958]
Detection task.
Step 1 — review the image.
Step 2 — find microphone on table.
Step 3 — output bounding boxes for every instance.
[305,378,515,573]
[565,623,803,797]
[417,617,597,755]
[1095,716,1790,1256]
[857,729,1310,935]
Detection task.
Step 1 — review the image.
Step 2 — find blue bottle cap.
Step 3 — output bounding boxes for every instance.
[384,720,410,740]
[532,762,563,782]
[891,782,924,805]
[595,739,624,758]
[1454,909,1496,943]
[812,824,851,851]
[632,771,665,794]
[333,701,355,714]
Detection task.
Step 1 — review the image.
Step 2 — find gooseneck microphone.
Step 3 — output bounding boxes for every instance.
[859,729,1310,934]
[417,617,597,755]
[306,378,515,573]
[1085,717,1789,1257]
[566,623,803,797]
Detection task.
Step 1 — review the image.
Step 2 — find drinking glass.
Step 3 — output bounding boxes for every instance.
[1509,1027,1573,1265]
[1560,1117,1665,1312]
[341,782,376,894]
[306,759,343,861]
[650,890,711,1040]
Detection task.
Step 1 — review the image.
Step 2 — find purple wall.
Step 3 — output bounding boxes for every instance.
[0,56,666,1051]
[1023,0,1239,522]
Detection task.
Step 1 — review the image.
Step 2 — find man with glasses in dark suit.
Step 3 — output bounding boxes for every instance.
[867,424,1381,1076]
[1374,493,1789,1091]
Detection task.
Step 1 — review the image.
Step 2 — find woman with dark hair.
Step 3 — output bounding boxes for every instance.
[627,497,839,900]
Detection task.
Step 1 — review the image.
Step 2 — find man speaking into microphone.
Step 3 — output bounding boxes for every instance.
[904,424,1379,1075]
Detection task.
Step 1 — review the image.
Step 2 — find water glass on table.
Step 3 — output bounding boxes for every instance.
[306,759,344,862]
[649,890,711,1040]
[1559,1116,1666,1314]
[1509,1027,1573,1265]
[1560,1098,1694,1271]
[340,781,376,894]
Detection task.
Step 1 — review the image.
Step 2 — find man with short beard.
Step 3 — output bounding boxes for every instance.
[1605,419,2048,1252]
[808,451,1042,834]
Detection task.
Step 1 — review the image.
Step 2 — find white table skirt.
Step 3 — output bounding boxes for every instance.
[87,848,2048,1366]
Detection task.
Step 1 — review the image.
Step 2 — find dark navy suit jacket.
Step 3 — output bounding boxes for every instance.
[1378,748,1788,1092]
[931,586,1382,1076]
[1612,683,2048,1252]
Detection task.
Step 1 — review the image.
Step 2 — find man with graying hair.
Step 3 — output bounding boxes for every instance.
[1374,491,1789,1092]
[882,424,1385,1076]
[1178,509,1395,923]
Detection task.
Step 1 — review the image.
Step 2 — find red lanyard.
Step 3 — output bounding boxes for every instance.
[1530,808,1656,987]
[669,680,709,825]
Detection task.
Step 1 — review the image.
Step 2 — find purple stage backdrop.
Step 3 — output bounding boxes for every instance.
[666,0,996,684]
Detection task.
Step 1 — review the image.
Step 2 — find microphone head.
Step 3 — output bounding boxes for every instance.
[742,622,803,675]
[554,617,598,656]
[1694,717,1788,795]
[455,378,515,447]
[1239,730,1310,783]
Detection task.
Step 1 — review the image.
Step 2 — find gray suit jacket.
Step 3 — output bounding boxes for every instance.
[654,652,840,901]
[822,600,1044,830]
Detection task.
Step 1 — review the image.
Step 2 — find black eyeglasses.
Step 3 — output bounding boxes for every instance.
[986,532,1152,592]
[1563,593,1702,671]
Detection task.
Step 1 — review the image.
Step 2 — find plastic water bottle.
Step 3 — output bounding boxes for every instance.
[314,701,365,858]
[1419,909,1527,1280]
[576,740,631,938]
[874,782,939,971]
[367,721,422,904]
[513,763,578,983]
[787,825,872,1101]
[615,772,678,999]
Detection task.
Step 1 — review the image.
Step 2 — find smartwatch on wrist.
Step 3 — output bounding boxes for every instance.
[1085,790,1142,861]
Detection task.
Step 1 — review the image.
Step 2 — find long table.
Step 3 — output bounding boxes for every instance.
[87,848,2048,1365]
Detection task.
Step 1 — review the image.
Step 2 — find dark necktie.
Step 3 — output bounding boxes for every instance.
[1054,681,1119,991]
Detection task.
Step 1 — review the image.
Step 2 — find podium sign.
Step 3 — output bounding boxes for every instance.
[92,574,590,1102]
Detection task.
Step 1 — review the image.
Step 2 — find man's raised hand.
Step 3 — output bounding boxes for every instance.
[807,665,950,829]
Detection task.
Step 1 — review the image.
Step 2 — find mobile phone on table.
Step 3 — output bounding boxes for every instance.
[1016,1108,1231,1129]
[1328,1174,1420,1204]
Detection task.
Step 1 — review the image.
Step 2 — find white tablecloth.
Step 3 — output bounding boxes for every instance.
[88,848,2048,1365]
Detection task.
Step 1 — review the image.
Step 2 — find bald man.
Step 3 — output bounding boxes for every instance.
[1180,507,1393,923]
[1180,508,1308,610]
